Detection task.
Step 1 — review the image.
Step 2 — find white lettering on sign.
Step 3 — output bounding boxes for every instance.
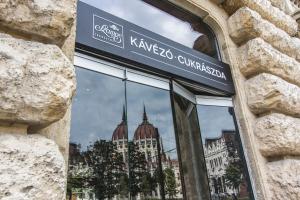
[130,36,227,80]
[177,55,226,80]
[130,37,173,60]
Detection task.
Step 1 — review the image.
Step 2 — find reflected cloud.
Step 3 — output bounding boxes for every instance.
[80,0,202,49]
[70,67,125,150]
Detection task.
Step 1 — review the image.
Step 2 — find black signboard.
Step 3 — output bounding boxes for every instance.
[76,1,235,94]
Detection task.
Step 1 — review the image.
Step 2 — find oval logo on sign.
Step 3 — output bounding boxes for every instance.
[93,14,124,48]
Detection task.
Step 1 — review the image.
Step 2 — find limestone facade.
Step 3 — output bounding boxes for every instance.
[0,134,66,200]
[223,0,300,199]
[0,0,299,200]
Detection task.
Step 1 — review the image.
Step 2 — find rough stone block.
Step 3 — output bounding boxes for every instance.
[0,134,65,200]
[255,113,300,157]
[246,73,300,117]
[228,7,262,44]
[0,36,76,127]
[266,159,300,200]
[0,0,76,45]
[223,0,298,35]
[239,38,300,87]
[228,7,300,61]
[269,0,298,15]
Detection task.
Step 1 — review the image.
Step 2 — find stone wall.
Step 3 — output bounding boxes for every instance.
[221,0,300,199]
[0,0,77,200]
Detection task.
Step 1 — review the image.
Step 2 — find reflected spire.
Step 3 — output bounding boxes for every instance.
[122,105,126,121]
[160,136,164,152]
[112,105,127,141]
[143,104,148,122]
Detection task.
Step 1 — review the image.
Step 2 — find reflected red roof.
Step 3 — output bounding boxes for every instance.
[133,106,158,140]
[112,121,127,140]
[112,107,127,141]
[134,121,158,140]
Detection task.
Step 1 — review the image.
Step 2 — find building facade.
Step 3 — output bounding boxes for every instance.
[0,0,300,200]
[204,130,249,199]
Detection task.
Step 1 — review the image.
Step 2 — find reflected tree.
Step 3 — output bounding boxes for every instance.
[140,172,156,198]
[225,163,243,194]
[118,174,129,198]
[128,141,147,198]
[164,168,177,199]
[84,140,127,199]
[67,143,91,200]
[224,132,244,195]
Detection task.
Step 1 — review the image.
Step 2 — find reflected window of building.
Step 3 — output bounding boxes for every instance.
[80,0,219,58]
[197,105,253,200]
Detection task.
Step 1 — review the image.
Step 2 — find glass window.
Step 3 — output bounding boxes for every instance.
[126,80,184,199]
[197,105,252,200]
[172,92,211,200]
[80,0,218,57]
[68,65,184,200]
[69,56,253,200]
[67,67,127,200]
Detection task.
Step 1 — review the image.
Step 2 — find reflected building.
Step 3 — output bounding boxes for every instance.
[68,143,95,200]
[112,107,128,164]
[204,130,248,200]
[112,106,183,199]
[68,106,183,200]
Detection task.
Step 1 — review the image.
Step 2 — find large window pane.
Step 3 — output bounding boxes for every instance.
[197,105,252,200]
[67,67,127,200]
[172,92,211,200]
[67,67,185,200]
[126,81,184,199]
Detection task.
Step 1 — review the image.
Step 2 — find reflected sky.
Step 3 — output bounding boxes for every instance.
[70,67,125,151]
[197,105,235,142]
[80,0,203,48]
[127,81,178,159]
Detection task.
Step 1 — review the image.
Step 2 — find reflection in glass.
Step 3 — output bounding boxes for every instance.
[80,0,217,57]
[67,68,184,199]
[126,81,184,199]
[67,67,127,200]
[197,105,252,200]
[172,93,210,200]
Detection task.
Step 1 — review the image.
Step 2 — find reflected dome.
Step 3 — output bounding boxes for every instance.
[133,106,158,140]
[112,107,127,141]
